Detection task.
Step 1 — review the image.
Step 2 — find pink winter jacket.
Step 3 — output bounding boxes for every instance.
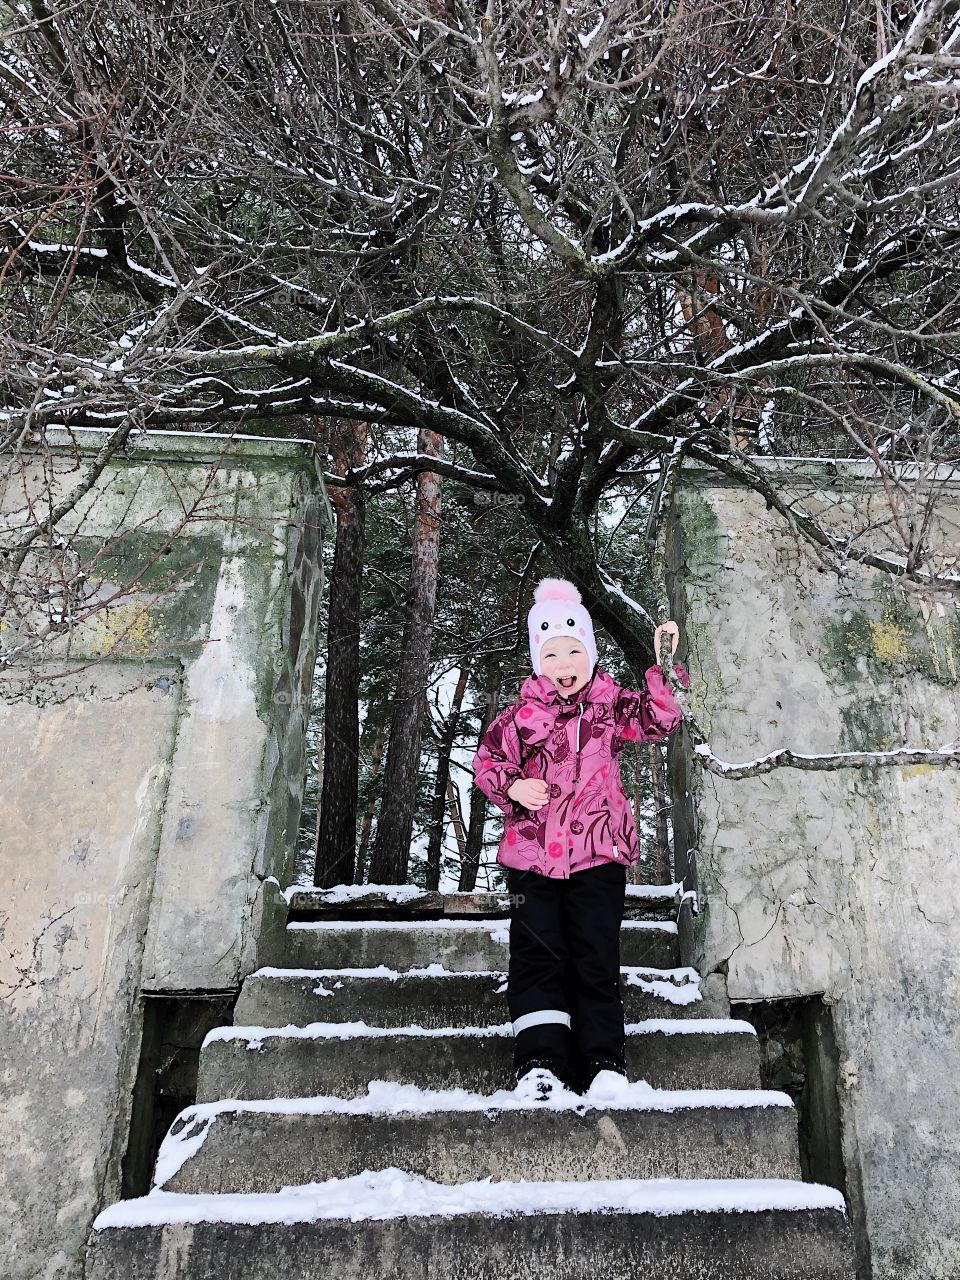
[471,662,690,879]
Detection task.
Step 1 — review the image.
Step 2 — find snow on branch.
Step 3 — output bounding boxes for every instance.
[471,8,603,279]
[326,452,502,493]
[793,0,958,210]
[151,296,578,372]
[693,741,960,779]
[651,663,960,781]
[597,568,655,628]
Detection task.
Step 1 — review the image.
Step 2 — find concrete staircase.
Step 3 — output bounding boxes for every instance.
[85,883,857,1278]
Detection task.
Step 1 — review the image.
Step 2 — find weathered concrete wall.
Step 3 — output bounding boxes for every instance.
[668,463,960,1280]
[0,429,328,1280]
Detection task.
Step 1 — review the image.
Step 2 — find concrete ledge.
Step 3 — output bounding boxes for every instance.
[158,1100,802,1192]
[85,1201,856,1279]
[280,919,680,972]
[233,966,724,1028]
[42,424,320,466]
[285,884,682,922]
[195,1024,762,1101]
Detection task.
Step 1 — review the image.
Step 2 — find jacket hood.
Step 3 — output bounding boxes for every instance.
[520,663,618,709]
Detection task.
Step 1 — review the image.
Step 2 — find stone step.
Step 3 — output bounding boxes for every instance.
[234,964,729,1028]
[280,917,679,972]
[196,1019,762,1102]
[284,882,683,923]
[153,1085,803,1195]
[86,1174,857,1279]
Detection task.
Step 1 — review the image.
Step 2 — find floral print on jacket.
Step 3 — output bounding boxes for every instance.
[471,661,690,878]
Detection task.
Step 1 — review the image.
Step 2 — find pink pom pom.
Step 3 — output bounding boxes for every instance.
[534,577,581,604]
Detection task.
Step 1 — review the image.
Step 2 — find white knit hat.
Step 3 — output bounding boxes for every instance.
[527,577,598,676]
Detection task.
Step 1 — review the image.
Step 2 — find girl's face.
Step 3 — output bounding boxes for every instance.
[539,636,591,698]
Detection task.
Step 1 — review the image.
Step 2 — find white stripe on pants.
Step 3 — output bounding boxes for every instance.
[512,1008,572,1036]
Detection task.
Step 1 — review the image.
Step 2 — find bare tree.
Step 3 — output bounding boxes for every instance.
[314,420,368,886]
[369,427,444,882]
[355,729,385,883]
[425,662,470,891]
[4,0,959,789]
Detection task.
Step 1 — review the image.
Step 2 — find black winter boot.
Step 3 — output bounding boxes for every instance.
[514,1054,575,1099]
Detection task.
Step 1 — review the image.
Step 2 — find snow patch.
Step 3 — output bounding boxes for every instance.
[287,918,511,931]
[250,963,497,981]
[150,1079,796,1187]
[282,882,434,905]
[203,1017,753,1050]
[625,1018,755,1035]
[94,1169,846,1228]
[626,882,682,899]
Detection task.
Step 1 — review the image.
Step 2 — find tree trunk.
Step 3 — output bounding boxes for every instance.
[425,663,469,891]
[314,420,367,888]
[649,741,672,885]
[313,727,325,848]
[446,778,467,860]
[369,428,444,884]
[459,662,503,892]
[356,729,384,884]
[631,748,647,884]
[459,565,521,890]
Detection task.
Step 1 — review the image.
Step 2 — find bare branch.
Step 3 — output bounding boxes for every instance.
[694,741,960,778]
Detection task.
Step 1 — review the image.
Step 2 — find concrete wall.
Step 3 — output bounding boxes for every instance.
[667,463,960,1280]
[0,429,328,1280]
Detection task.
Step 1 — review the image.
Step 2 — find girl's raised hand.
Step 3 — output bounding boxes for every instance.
[507,777,550,811]
[653,620,680,659]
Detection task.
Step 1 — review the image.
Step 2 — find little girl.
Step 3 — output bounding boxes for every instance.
[471,577,690,1102]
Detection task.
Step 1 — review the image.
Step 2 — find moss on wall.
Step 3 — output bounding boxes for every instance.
[676,489,729,568]
[70,533,224,661]
[672,490,733,731]
[822,576,960,688]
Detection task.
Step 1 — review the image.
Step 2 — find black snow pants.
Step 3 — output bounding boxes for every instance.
[505,859,627,1090]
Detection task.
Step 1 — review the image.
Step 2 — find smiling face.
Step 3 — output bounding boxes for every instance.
[539,635,591,698]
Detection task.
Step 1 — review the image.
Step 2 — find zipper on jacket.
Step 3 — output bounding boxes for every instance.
[574,702,585,782]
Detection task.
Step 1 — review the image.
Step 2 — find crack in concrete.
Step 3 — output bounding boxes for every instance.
[913,896,949,928]
[703,781,746,974]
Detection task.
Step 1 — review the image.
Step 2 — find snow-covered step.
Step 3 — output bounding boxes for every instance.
[285,884,444,918]
[283,881,683,923]
[234,964,729,1029]
[281,917,679,972]
[196,1019,762,1103]
[85,1170,856,1279]
[152,1081,803,1195]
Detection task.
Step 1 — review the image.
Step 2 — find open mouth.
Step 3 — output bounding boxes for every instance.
[557,675,577,689]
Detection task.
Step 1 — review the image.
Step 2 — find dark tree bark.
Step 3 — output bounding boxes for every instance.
[631,749,647,882]
[424,663,469,891]
[445,778,467,863]
[313,728,325,850]
[355,729,384,884]
[648,742,672,886]
[369,428,443,884]
[461,561,524,889]
[460,661,503,893]
[314,421,368,888]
